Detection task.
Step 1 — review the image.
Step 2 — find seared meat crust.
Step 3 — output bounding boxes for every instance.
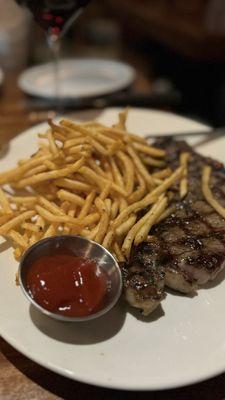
[122,139,225,314]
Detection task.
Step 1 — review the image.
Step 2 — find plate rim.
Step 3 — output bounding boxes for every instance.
[1,323,225,392]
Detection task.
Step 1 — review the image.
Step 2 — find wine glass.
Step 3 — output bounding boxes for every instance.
[15,0,92,101]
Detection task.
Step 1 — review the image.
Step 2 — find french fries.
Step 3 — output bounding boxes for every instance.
[115,214,137,237]
[134,195,167,245]
[0,110,187,263]
[0,211,36,235]
[116,151,134,195]
[0,188,12,214]
[126,145,155,188]
[180,152,190,199]
[202,165,225,219]
[14,158,84,188]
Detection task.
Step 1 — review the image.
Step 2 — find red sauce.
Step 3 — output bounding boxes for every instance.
[26,251,108,317]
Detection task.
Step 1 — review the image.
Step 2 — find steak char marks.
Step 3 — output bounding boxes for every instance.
[121,240,166,316]
[122,139,225,315]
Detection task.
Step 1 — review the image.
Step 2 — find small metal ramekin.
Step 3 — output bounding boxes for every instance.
[19,235,122,322]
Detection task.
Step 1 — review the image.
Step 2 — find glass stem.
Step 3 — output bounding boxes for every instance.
[47,34,61,107]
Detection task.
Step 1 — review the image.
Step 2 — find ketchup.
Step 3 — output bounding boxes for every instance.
[26,250,108,317]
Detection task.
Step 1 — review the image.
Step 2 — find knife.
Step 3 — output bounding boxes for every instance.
[145,128,225,149]
[145,129,219,139]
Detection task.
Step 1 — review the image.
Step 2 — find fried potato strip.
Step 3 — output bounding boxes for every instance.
[0,111,189,265]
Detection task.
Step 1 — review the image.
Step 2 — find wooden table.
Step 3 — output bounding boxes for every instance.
[0,70,225,400]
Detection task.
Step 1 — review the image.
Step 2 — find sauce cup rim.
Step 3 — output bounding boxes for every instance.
[19,235,123,322]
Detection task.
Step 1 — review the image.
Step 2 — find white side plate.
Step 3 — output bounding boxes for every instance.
[18,59,135,99]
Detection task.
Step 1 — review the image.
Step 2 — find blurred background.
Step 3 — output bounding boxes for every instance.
[1,0,225,131]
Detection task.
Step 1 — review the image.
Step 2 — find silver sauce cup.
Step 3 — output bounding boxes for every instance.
[19,235,122,322]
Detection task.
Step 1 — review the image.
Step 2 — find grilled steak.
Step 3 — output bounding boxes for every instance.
[121,241,166,315]
[122,138,225,315]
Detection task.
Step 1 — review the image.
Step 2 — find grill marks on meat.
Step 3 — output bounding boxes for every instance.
[153,138,225,291]
[121,241,166,315]
[153,202,225,292]
[122,138,225,315]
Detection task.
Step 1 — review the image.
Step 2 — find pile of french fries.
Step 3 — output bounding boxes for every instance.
[0,110,185,263]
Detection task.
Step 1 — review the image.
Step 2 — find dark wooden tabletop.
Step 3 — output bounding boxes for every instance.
[0,69,225,400]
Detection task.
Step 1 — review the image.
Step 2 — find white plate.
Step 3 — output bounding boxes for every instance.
[18,59,135,99]
[0,108,225,391]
